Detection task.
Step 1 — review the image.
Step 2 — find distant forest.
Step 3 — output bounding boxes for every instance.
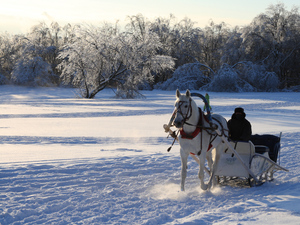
[0,3,299,98]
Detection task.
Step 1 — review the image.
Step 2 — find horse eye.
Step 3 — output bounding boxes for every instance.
[184,105,188,108]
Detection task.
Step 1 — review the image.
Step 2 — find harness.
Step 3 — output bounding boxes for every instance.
[180,108,207,139]
[181,107,224,154]
[168,105,228,154]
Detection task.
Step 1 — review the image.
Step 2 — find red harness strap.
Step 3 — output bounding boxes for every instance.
[179,107,214,153]
[180,107,203,140]
[180,127,201,139]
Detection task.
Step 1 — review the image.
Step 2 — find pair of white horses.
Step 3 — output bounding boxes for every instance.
[172,89,228,191]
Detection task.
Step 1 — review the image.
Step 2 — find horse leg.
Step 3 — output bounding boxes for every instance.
[207,146,222,189]
[207,168,216,190]
[206,150,215,190]
[206,151,213,173]
[198,152,208,190]
[180,148,189,191]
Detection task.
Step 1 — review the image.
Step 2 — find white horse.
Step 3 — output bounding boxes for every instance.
[173,89,228,191]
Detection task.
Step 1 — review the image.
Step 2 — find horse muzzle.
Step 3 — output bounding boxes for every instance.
[174,119,184,128]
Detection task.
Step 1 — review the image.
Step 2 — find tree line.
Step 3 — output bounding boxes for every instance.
[0,3,299,98]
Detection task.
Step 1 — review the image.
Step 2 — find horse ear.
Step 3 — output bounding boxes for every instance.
[186,89,191,98]
[176,89,181,98]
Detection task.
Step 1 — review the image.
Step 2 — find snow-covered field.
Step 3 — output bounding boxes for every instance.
[0,86,299,225]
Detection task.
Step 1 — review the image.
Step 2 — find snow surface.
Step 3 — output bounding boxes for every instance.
[0,86,299,225]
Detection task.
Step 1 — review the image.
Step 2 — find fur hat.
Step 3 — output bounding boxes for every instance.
[234,107,246,117]
[234,107,244,114]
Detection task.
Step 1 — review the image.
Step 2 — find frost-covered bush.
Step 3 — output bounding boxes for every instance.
[115,76,146,99]
[259,71,279,91]
[11,56,56,86]
[201,64,254,92]
[115,87,145,99]
[235,62,279,91]
[154,63,211,90]
[285,85,300,92]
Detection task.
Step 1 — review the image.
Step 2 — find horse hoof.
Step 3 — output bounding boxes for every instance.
[200,184,208,191]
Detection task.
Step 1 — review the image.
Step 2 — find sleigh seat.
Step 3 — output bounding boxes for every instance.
[250,134,281,163]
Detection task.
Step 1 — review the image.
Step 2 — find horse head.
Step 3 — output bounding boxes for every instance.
[174,89,198,129]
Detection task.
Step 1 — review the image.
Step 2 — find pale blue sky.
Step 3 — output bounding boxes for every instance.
[0,0,299,34]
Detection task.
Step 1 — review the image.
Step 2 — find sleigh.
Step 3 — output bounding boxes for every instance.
[164,91,289,190]
[214,133,289,187]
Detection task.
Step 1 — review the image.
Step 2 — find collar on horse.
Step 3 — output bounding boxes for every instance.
[179,107,214,154]
[180,108,209,139]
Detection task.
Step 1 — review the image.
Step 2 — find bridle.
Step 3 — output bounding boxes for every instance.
[175,98,193,126]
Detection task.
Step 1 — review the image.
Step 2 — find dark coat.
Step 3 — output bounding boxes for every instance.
[227,113,252,142]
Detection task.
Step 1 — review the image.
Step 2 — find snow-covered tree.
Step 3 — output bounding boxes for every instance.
[241,3,300,87]
[172,17,203,66]
[234,61,279,91]
[220,27,243,65]
[10,22,66,86]
[1,8,299,91]
[0,33,24,83]
[58,23,175,98]
[58,24,118,98]
[200,21,231,72]
[11,56,56,86]
[201,64,254,92]
[27,22,66,83]
[149,15,206,83]
[155,63,211,90]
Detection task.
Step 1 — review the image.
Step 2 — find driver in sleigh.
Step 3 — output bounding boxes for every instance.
[227,107,252,142]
